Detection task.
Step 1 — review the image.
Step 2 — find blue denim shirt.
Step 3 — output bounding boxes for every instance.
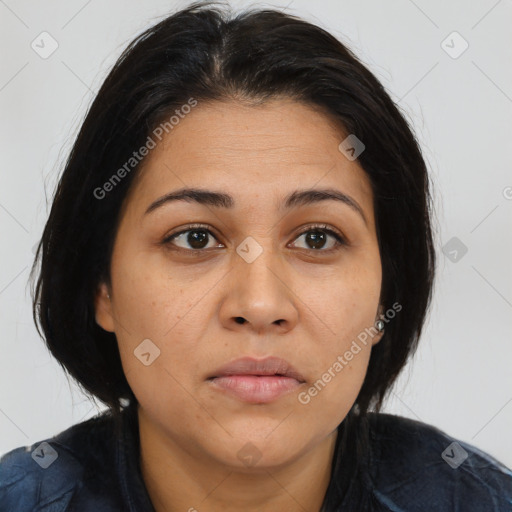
[1,408,511,511]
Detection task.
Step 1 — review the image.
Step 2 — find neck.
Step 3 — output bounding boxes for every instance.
[137,409,337,512]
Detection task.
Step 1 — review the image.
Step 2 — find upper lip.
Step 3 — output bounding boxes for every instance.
[208,356,306,382]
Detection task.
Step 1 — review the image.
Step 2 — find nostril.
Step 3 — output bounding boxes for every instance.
[234,317,246,324]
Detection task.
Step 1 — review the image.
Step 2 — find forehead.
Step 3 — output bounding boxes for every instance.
[127,99,374,220]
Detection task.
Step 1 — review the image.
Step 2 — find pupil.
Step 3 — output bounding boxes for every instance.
[307,230,326,249]
[188,230,208,249]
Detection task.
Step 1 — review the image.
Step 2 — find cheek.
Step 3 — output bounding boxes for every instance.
[108,247,210,406]
[295,327,373,432]
[301,253,381,345]
[110,243,209,341]
[293,259,380,417]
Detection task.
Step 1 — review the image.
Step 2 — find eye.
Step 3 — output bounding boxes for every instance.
[162,223,347,253]
[162,224,222,251]
[289,224,347,252]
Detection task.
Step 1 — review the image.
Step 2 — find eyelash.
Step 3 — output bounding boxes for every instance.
[161,223,347,255]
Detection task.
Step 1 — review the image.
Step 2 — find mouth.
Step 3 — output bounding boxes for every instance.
[207,356,306,404]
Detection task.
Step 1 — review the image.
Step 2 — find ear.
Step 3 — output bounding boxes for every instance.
[371,328,384,347]
[371,305,385,347]
[94,281,115,332]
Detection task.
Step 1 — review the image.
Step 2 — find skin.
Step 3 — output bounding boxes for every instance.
[95,98,384,512]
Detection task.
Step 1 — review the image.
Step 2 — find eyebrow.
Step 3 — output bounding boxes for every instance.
[144,186,367,225]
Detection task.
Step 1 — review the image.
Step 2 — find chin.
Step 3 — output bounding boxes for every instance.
[205,425,308,469]
[217,413,297,441]
[218,442,302,472]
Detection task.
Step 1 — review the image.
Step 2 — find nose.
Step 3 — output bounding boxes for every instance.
[219,238,299,335]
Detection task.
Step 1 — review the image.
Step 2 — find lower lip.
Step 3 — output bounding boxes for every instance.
[208,375,303,403]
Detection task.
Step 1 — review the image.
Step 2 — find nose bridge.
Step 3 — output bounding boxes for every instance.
[234,234,284,297]
[224,233,297,329]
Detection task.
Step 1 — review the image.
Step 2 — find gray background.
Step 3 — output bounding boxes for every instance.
[1,0,511,468]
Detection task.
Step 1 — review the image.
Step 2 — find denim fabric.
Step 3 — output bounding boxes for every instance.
[1,408,511,511]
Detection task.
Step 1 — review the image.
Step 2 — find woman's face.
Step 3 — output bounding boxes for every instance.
[95,98,383,469]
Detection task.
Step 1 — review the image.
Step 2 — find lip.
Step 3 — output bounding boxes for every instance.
[207,356,306,404]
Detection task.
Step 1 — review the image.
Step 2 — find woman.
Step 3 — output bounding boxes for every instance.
[1,1,510,511]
